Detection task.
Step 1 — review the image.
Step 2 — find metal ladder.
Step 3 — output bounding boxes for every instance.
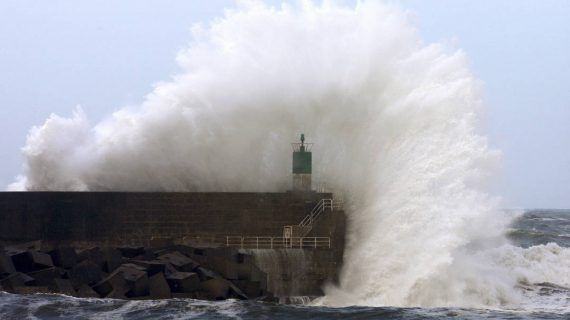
[295,198,334,237]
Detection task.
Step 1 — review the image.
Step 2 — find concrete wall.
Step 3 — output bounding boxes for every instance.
[0,191,346,297]
[0,192,339,241]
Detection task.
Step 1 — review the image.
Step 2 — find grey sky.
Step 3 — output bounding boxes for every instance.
[0,1,568,208]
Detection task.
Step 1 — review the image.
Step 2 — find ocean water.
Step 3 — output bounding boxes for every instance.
[1,210,568,320]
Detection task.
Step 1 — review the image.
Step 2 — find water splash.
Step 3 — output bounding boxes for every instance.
[9,1,569,310]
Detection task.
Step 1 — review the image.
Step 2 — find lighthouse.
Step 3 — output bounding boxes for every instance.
[291,134,312,192]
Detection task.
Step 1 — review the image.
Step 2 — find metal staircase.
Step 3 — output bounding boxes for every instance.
[289,198,343,237]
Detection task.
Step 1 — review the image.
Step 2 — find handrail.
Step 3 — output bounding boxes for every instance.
[295,198,335,237]
[225,236,331,249]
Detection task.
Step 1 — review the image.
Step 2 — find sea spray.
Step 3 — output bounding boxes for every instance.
[9,1,569,310]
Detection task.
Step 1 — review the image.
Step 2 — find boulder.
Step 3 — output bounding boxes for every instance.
[51,278,75,296]
[49,247,77,268]
[207,256,239,280]
[93,264,148,298]
[157,252,199,272]
[166,272,200,293]
[200,278,230,300]
[76,284,99,298]
[0,250,16,276]
[6,249,34,273]
[0,272,35,291]
[148,272,171,299]
[77,247,104,268]
[93,271,128,298]
[8,250,54,273]
[27,267,62,286]
[101,247,122,273]
[30,251,54,270]
[69,260,102,287]
[130,260,167,276]
[232,280,262,298]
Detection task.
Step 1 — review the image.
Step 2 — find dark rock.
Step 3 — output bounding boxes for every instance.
[77,247,104,267]
[27,267,62,286]
[69,260,102,287]
[195,266,220,281]
[0,272,35,291]
[92,271,127,298]
[51,278,75,296]
[101,247,122,273]
[232,280,262,298]
[76,284,99,298]
[49,247,77,268]
[148,272,171,299]
[93,264,148,298]
[118,246,145,259]
[130,260,167,276]
[120,264,149,298]
[207,256,239,280]
[30,251,54,270]
[157,252,199,272]
[166,272,200,293]
[7,249,34,273]
[0,250,16,276]
[200,278,230,300]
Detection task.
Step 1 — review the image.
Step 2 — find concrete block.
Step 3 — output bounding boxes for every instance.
[101,247,122,273]
[7,249,34,273]
[29,251,54,270]
[166,272,200,293]
[0,272,35,291]
[119,264,149,298]
[207,256,239,280]
[200,278,230,300]
[52,278,76,296]
[0,250,16,276]
[148,272,171,299]
[93,264,148,298]
[130,260,166,276]
[195,266,220,281]
[49,247,77,269]
[232,280,262,298]
[76,284,99,298]
[77,247,104,268]
[27,267,61,286]
[157,252,198,272]
[69,260,102,287]
[92,270,128,298]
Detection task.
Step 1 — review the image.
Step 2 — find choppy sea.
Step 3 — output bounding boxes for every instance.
[1,210,568,320]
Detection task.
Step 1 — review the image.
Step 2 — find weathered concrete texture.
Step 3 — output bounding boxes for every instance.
[0,192,332,242]
[245,249,341,297]
[0,191,346,298]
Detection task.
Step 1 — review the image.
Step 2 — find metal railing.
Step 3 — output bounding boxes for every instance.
[226,236,331,249]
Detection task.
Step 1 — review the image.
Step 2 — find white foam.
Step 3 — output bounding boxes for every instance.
[10,0,569,311]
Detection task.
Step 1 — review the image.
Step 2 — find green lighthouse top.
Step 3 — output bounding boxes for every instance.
[292,133,312,174]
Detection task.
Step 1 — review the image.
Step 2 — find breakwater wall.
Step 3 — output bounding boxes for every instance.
[0,192,346,297]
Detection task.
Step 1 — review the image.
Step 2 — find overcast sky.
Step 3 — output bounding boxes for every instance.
[0,1,568,208]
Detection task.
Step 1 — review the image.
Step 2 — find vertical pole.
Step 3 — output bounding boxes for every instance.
[256,237,259,249]
[241,237,244,249]
[314,237,317,248]
[270,237,273,249]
